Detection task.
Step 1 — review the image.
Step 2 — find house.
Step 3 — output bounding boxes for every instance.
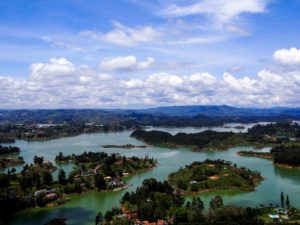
[109,180,117,186]
[157,220,168,225]
[45,193,57,200]
[275,208,288,215]
[34,189,47,196]
[34,188,57,196]
[104,176,112,180]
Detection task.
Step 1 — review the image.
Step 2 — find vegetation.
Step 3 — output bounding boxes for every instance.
[102,178,281,225]
[0,123,126,142]
[0,156,24,169]
[0,152,157,224]
[238,143,300,168]
[0,144,20,155]
[271,144,300,167]
[248,122,300,138]
[0,136,15,144]
[0,144,23,169]
[131,129,248,151]
[168,159,262,193]
[131,122,300,152]
[102,144,147,149]
[237,151,272,159]
[55,151,157,177]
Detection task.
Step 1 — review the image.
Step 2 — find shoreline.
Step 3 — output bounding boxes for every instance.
[236,152,300,170]
[173,177,266,196]
[101,144,147,149]
[134,137,254,152]
[235,152,272,159]
[273,162,300,170]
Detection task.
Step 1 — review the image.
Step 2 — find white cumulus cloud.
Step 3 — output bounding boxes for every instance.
[1,48,300,108]
[99,55,154,72]
[273,48,300,65]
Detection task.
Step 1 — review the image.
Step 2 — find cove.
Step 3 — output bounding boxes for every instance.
[6,125,300,225]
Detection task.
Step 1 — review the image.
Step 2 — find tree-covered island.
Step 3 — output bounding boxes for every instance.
[0,144,24,169]
[168,159,263,195]
[131,122,300,152]
[102,144,147,149]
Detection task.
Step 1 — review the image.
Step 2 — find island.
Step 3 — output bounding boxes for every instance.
[0,156,24,169]
[102,144,147,149]
[168,159,263,195]
[130,129,249,151]
[0,144,24,169]
[236,151,273,159]
[130,122,300,152]
[238,144,300,169]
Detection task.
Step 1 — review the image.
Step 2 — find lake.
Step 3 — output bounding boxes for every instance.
[6,124,300,225]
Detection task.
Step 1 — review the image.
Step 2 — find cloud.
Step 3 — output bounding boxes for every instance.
[161,0,270,38]
[223,24,251,36]
[99,55,154,72]
[51,41,83,52]
[227,66,245,73]
[1,48,300,108]
[163,0,270,22]
[81,21,161,46]
[273,48,300,65]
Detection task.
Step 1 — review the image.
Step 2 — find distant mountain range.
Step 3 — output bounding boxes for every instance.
[109,105,300,117]
[0,105,299,124]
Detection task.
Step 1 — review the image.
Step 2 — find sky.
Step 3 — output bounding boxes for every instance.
[1,0,300,109]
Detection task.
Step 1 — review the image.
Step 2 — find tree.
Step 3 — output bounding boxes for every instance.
[192,197,204,211]
[286,195,290,209]
[210,195,223,209]
[95,211,103,225]
[281,192,285,208]
[104,207,122,221]
[33,156,44,165]
[94,174,107,190]
[42,171,53,185]
[58,169,67,185]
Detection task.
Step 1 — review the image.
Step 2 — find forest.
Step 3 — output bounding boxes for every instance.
[130,129,247,151]
[271,145,300,166]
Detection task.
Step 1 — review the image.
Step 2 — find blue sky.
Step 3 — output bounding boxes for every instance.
[1,0,300,108]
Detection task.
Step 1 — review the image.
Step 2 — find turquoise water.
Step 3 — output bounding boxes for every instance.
[5,126,300,225]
